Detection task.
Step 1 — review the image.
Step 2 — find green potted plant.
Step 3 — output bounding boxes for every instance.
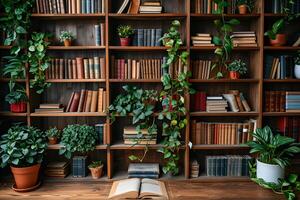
[5,88,28,113]
[88,161,103,179]
[0,125,47,190]
[59,31,74,47]
[236,0,255,14]
[294,51,300,79]
[227,59,247,79]
[247,126,300,184]
[117,25,135,46]
[45,127,61,145]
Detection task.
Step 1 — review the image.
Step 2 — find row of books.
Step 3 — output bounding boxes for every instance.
[73,156,88,177]
[128,163,160,179]
[194,0,244,14]
[191,120,256,145]
[206,155,251,177]
[123,126,157,145]
[35,0,105,14]
[191,60,212,79]
[191,33,214,47]
[46,57,106,80]
[265,91,286,112]
[230,31,257,47]
[268,0,300,14]
[66,88,107,113]
[132,29,162,47]
[45,161,70,178]
[277,117,300,142]
[264,55,295,79]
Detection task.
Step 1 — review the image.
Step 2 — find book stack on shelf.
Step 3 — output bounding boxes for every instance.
[206,96,228,112]
[191,33,214,47]
[286,91,300,112]
[191,59,212,79]
[128,163,160,179]
[95,123,107,144]
[135,28,162,47]
[35,0,105,14]
[139,1,163,14]
[35,104,64,113]
[191,92,206,112]
[123,126,157,145]
[230,31,257,47]
[206,155,252,177]
[191,119,256,145]
[277,117,300,142]
[46,57,106,80]
[44,161,70,178]
[66,88,106,113]
[265,91,286,112]
[190,160,200,178]
[72,156,87,177]
[269,0,300,14]
[264,55,295,80]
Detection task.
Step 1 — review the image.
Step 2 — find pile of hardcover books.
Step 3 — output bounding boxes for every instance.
[190,160,200,178]
[139,1,163,13]
[230,31,257,47]
[206,96,228,112]
[123,126,157,145]
[45,161,70,178]
[191,33,214,47]
[35,104,64,113]
[128,163,160,179]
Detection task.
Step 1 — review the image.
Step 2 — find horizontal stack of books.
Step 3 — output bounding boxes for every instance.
[139,1,163,13]
[265,91,286,112]
[133,28,162,47]
[46,56,105,80]
[206,155,252,177]
[264,55,295,79]
[286,91,300,112]
[123,126,157,145]
[191,119,256,145]
[95,123,107,144]
[191,33,214,47]
[190,160,200,178]
[45,161,70,178]
[191,59,212,79]
[35,104,64,113]
[66,88,106,113]
[191,91,206,112]
[35,0,105,14]
[270,0,300,14]
[128,163,160,179]
[230,31,257,47]
[206,96,228,112]
[73,156,88,177]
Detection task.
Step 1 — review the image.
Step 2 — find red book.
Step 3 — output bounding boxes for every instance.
[76,57,84,79]
[120,59,125,79]
[69,92,80,112]
[277,117,288,136]
[199,92,206,112]
[117,59,121,79]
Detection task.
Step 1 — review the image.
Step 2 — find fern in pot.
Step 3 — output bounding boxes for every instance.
[247,126,300,184]
[227,59,247,79]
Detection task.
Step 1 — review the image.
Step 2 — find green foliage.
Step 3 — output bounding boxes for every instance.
[236,0,255,12]
[227,59,247,75]
[247,126,300,168]
[212,0,228,14]
[88,161,103,168]
[59,31,74,42]
[294,51,300,65]
[5,87,28,104]
[117,25,135,38]
[59,124,97,159]
[45,127,61,138]
[0,124,47,168]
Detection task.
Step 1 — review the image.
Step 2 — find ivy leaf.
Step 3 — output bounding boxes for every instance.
[29,45,35,52]
[128,155,138,161]
[16,26,27,34]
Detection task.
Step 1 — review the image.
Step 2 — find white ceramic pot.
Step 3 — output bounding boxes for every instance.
[256,160,284,184]
[294,64,300,79]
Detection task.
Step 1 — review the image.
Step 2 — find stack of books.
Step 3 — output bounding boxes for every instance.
[45,161,70,178]
[190,160,200,178]
[66,88,106,113]
[277,117,300,142]
[206,155,252,177]
[128,163,160,179]
[73,156,88,177]
[133,28,162,47]
[230,31,257,47]
[191,33,214,47]
[206,96,228,112]
[191,59,212,79]
[264,55,295,80]
[265,91,286,112]
[139,1,163,13]
[286,91,300,112]
[123,126,157,145]
[35,104,64,113]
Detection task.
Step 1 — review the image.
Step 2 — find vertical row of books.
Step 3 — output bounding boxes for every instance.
[131,28,162,47]
[264,55,295,79]
[277,117,300,142]
[265,91,300,112]
[268,0,300,14]
[194,0,241,14]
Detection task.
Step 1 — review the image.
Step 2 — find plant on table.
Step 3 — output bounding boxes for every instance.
[117,25,135,46]
[227,59,247,79]
[59,31,74,47]
[88,161,104,179]
[45,127,61,145]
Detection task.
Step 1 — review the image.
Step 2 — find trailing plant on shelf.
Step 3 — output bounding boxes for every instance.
[227,59,247,79]
[158,20,195,175]
[45,127,61,145]
[59,31,74,46]
[236,0,255,14]
[117,25,135,46]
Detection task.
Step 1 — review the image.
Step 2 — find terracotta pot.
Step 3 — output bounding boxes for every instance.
[238,5,248,14]
[269,34,286,47]
[229,71,240,79]
[10,102,27,113]
[48,137,58,145]
[11,164,40,189]
[64,39,72,47]
[120,37,131,46]
[89,165,103,179]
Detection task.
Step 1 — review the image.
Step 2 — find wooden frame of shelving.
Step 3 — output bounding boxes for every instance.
[1,0,299,181]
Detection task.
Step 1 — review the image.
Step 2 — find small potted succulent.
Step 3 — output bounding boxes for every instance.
[236,0,255,14]
[5,89,28,113]
[117,25,135,46]
[294,51,300,79]
[227,59,247,79]
[45,127,61,145]
[59,31,74,47]
[88,161,104,179]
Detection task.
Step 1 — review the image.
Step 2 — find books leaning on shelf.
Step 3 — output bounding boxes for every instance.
[128,163,160,179]
[134,28,162,47]
[264,55,295,79]
[230,31,257,47]
[35,0,105,14]
[108,178,168,200]
[191,59,212,79]
[191,33,214,47]
[123,126,157,145]
[66,88,107,113]
[190,160,200,178]
[139,1,163,13]
[191,119,257,145]
[277,117,300,142]
[46,56,105,80]
[206,155,252,177]
[35,104,64,113]
[44,161,70,178]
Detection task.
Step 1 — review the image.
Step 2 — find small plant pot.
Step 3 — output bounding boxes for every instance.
[10,102,27,113]
[238,5,248,14]
[120,37,132,46]
[269,34,286,47]
[11,164,40,189]
[229,71,240,79]
[256,160,284,184]
[89,165,103,179]
[294,64,300,79]
[64,39,72,47]
[48,137,58,145]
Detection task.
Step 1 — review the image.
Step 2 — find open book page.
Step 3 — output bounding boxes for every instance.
[139,179,168,200]
[108,178,141,199]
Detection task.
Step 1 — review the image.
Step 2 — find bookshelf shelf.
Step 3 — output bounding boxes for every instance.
[264,79,300,83]
[0,78,26,82]
[264,46,300,51]
[263,112,300,117]
[191,145,249,150]
[109,79,161,83]
[30,112,107,117]
[108,13,186,19]
[190,13,260,19]
[48,46,106,50]
[264,13,287,17]
[48,144,107,150]
[190,79,259,83]
[190,112,259,117]
[0,111,28,117]
[31,13,105,19]
[46,79,106,83]
[109,46,186,51]
[190,46,260,51]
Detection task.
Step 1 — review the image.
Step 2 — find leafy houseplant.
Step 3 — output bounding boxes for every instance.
[294,51,300,79]
[88,161,103,179]
[5,87,28,113]
[0,125,47,189]
[227,59,247,79]
[236,0,255,14]
[247,126,300,184]
[59,31,74,47]
[117,25,135,46]
[45,127,61,145]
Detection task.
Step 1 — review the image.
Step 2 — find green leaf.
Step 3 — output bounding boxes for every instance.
[16,26,27,34]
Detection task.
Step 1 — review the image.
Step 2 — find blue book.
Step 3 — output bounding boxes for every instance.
[132,29,138,46]
[86,0,91,14]
[95,25,100,46]
[128,174,159,179]
[91,0,95,13]
[82,0,86,13]
[143,29,147,46]
[150,29,155,46]
[137,29,143,46]
[146,29,151,46]
[155,29,162,46]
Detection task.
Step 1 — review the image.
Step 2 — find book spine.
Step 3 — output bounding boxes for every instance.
[155,28,162,46]
[83,59,90,79]
[150,29,155,47]
[94,57,100,79]
[88,58,95,79]
[76,57,84,79]
[100,57,105,79]
[86,0,91,13]
[95,25,100,46]
[137,29,143,46]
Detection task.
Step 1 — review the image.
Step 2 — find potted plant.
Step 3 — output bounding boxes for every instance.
[236,0,255,14]
[59,31,74,47]
[117,25,135,46]
[5,88,28,113]
[227,59,247,79]
[88,161,103,179]
[294,51,300,79]
[0,125,47,190]
[247,126,300,184]
[45,127,61,145]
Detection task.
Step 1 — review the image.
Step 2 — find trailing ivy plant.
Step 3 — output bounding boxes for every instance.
[158,20,195,175]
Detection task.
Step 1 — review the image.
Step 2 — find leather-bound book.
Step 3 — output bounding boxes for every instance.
[66,92,75,112]
[83,59,89,79]
[84,90,93,112]
[128,0,140,14]
[100,57,105,79]
[69,92,80,112]
[90,90,98,112]
[59,59,64,79]
[64,59,68,79]
[77,89,86,112]
[71,0,76,14]
[89,58,95,79]
[76,0,81,13]
[76,57,84,79]
[98,88,104,112]
[55,58,59,79]
[103,91,107,113]
[72,59,77,79]
[94,57,100,79]
[100,23,105,46]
